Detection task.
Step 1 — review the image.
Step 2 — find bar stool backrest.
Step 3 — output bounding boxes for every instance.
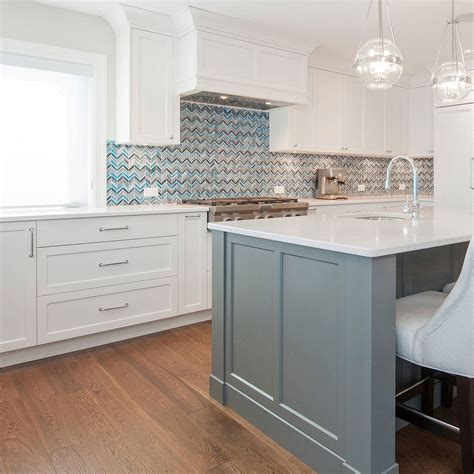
[413,238,474,378]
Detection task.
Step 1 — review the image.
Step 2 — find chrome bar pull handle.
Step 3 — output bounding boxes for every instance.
[28,227,34,258]
[99,225,130,232]
[185,214,202,219]
[98,302,129,312]
[98,259,129,268]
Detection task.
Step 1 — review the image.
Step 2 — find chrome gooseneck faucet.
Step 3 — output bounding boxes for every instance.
[385,155,420,219]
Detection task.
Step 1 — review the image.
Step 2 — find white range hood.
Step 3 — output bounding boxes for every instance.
[173,7,317,106]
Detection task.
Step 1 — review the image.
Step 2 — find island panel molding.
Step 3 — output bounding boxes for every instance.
[107,102,434,205]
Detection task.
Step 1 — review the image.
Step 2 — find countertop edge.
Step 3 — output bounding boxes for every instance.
[0,205,210,223]
[207,224,471,258]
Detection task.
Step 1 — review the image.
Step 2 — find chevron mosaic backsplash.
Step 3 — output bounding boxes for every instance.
[107,102,433,205]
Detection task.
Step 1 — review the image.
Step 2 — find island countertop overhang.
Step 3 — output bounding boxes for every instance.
[208,207,472,258]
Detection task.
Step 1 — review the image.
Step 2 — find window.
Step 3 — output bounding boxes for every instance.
[0,40,106,208]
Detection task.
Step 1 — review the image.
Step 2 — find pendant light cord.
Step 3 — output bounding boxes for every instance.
[356,0,374,53]
[385,0,398,47]
[379,0,384,55]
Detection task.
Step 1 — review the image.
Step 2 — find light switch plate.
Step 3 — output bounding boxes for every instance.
[357,184,366,192]
[399,183,406,191]
[144,187,159,197]
[274,185,285,194]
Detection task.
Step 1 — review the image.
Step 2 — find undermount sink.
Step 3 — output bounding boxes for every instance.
[355,215,406,221]
[341,212,411,221]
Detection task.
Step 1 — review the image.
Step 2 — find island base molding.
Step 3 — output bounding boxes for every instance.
[209,377,400,474]
[0,310,211,369]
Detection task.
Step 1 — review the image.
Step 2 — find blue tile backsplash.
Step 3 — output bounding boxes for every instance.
[107,101,433,205]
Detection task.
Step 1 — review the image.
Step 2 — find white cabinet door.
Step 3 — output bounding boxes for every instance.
[411,86,434,156]
[315,70,344,152]
[292,69,316,151]
[385,86,407,156]
[131,29,177,145]
[435,103,473,212]
[178,212,208,314]
[363,89,385,154]
[342,76,364,153]
[0,222,36,353]
[116,27,179,146]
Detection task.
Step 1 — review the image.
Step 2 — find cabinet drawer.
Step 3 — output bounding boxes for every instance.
[38,278,177,344]
[37,237,177,295]
[37,214,177,247]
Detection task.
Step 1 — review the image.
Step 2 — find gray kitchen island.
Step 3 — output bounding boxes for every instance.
[208,208,472,474]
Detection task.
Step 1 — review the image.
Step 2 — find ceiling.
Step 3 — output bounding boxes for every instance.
[34,0,474,76]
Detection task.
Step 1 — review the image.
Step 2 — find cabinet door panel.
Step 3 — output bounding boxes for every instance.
[178,213,208,314]
[435,104,473,211]
[292,69,316,150]
[363,89,385,154]
[343,76,364,153]
[411,86,433,156]
[131,29,176,145]
[315,70,343,152]
[0,222,36,353]
[385,86,407,155]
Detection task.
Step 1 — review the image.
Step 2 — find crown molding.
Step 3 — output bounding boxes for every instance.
[173,6,316,55]
[104,3,175,36]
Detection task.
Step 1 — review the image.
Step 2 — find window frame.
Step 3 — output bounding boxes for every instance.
[0,37,107,207]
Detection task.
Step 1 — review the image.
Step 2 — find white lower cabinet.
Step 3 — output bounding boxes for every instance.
[37,278,177,344]
[1,211,210,362]
[0,222,37,353]
[178,212,208,314]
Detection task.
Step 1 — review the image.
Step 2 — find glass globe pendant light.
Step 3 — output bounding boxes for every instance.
[431,0,472,104]
[353,0,403,90]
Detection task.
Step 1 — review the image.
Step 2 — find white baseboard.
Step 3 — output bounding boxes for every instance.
[0,310,212,369]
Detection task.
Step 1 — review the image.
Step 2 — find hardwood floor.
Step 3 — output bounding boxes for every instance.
[0,322,464,473]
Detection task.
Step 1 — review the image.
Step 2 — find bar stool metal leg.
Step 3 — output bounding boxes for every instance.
[456,376,474,474]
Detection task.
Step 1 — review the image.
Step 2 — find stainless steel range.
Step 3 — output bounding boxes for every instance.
[182,197,309,222]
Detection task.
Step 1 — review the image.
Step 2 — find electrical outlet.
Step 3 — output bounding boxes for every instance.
[144,187,159,197]
[274,185,285,194]
[399,183,406,191]
[357,184,366,192]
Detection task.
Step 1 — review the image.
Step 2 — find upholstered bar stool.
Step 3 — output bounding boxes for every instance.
[395,239,473,473]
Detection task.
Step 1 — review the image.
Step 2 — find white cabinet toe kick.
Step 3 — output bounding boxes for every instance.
[0,211,210,367]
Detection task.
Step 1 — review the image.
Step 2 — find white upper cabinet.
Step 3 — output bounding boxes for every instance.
[315,70,344,152]
[174,7,314,105]
[410,86,434,156]
[385,86,408,156]
[115,26,179,146]
[291,69,317,151]
[270,67,410,157]
[0,222,37,353]
[363,89,385,154]
[269,69,317,152]
[342,76,365,154]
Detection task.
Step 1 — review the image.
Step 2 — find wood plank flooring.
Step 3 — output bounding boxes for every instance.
[0,322,464,473]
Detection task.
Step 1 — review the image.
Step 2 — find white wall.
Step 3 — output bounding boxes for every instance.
[0,1,116,139]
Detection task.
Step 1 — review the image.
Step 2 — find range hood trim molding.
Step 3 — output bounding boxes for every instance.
[173,7,317,107]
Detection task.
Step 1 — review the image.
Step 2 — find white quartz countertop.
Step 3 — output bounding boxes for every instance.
[0,204,209,223]
[301,195,434,207]
[208,207,472,257]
